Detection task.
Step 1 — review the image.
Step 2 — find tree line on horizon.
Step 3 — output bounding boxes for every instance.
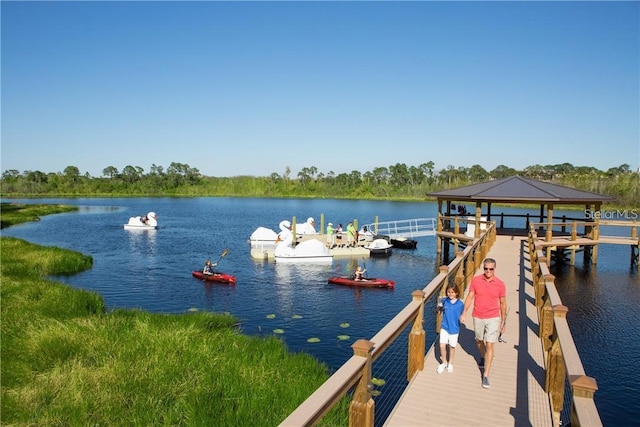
[1,161,638,206]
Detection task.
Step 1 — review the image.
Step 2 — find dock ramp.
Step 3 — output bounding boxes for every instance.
[362,218,436,239]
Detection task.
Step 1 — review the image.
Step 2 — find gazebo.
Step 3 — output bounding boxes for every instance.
[428,175,616,235]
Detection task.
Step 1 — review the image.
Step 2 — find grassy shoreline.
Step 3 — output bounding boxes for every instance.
[1,204,347,425]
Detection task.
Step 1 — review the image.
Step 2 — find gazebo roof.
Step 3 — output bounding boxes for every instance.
[428,176,615,204]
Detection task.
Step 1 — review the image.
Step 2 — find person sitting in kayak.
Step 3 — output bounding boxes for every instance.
[354,266,367,281]
[203,260,217,275]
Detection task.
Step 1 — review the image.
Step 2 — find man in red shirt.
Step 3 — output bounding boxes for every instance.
[461,258,507,389]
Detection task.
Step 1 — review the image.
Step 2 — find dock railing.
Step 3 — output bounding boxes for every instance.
[279,219,496,427]
[362,217,437,239]
[528,225,602,427]
[530,218,640,264]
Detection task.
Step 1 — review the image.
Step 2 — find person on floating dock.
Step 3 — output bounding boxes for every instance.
[326,222,336,248]
[346,222,356,247]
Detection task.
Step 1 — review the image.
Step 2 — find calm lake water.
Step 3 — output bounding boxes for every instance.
[2,197,638,425]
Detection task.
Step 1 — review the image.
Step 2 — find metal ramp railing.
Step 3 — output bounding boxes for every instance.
[362,217,437,239]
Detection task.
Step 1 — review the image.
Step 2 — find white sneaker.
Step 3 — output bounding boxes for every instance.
[436,363,447,374]
[447,364,454,373]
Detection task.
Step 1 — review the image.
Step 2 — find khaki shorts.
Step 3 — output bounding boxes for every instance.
[473,316,500,343]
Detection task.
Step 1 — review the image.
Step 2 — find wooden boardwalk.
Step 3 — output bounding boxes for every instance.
[384,235,553,426]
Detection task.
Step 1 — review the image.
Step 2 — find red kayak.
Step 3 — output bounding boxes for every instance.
[328,276,395,289]
[192,270,237,285]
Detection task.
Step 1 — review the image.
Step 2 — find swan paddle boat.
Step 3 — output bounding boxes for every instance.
[328,276,395,289]
[365,238,393,256]
[192,270,237,285]
[294,217,318,237]
[249,226,279,248]
[274,220,333,264]
[249,217,316,247]
[124,212,158,230]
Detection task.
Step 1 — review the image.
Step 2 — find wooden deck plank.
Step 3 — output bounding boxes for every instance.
[384,235,553,427]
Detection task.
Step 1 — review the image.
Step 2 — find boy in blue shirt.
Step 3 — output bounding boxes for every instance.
[437,283,465,373]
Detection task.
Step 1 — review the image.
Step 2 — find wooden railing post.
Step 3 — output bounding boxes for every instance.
[571,221,577,240]
[349,340,375,427]
[435,266,449,333]
[455,251,465,289]
[529,241,539,278]
[593,223,600,264]
[546,304,568,427]
[570,374,598,399]
[292,216,298,247]
[436,214,443,256]
[535,265,550,312]
[465,253,475,289]
[540,297,553,352]
[570,375,599,427]
[408,290,426,381]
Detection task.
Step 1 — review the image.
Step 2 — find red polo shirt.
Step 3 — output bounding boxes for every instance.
[469,274,506,319]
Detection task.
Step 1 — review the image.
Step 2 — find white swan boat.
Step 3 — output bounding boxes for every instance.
[124,212,158,230]
[294,217,318,237]
[249,217,318,248]
[274,220,333,264]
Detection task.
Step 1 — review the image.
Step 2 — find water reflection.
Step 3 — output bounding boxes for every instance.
[77,205,123,215]
[125,228,158,254]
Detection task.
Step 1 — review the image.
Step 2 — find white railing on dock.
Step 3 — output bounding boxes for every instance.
[362,218,436,239]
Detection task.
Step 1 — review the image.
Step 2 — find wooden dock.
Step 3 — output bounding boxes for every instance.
[384,235,553,426]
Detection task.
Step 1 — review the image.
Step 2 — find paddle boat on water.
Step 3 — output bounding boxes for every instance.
[249,226,279,248]
[274,220,333,264]
[192,270,237,285]
[124,212,158,230]
[390,236,418,249]
[328,276,395,289]
[249,217,318,248]
[365,238,393,256]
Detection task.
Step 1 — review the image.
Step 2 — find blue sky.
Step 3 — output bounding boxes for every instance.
[2,1,638,178]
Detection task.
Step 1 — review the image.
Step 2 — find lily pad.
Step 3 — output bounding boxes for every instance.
[307,337,321,343]
[273,329,285,334]
[337,335,350,341]
[266,314,276,319]
[292,314,302,319]
[340,323,350,328]
[371,377,386,386]
[371,390,382,397]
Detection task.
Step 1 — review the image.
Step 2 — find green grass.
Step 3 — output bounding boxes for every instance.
[1,204,348,426]
[0,202,78,229]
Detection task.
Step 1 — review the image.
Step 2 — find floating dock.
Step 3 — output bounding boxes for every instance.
[250,235,370,260]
